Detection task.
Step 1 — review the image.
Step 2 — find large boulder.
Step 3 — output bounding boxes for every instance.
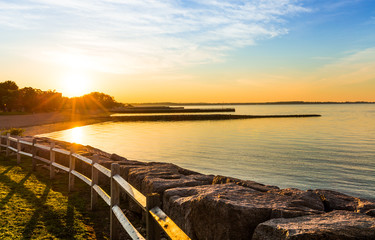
[212,175,279,192]
[163,183,324,240]
[252,210,375,240]
[126,162,214,197]
[268,188,325,212]
[314,189,375,213]
[110,153,128,161]
[103,161,215,213]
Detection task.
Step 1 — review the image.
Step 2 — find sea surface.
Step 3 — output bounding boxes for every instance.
[39,104,375,200]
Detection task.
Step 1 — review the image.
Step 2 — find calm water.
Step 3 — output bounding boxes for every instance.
[39,104,375,200]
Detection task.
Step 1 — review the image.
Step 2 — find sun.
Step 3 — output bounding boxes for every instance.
[60,73,91,97]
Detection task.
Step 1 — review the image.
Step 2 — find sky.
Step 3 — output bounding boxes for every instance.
[1,0,375,103]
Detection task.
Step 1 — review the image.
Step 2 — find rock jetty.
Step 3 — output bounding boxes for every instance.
[111,106,235,113]
[109,114,321,122]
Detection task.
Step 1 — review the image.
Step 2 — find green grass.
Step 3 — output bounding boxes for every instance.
[0,153,110,239]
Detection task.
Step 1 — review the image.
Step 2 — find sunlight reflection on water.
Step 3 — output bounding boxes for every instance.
[70,127,84,144]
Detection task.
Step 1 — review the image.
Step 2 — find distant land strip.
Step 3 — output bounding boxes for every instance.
[132,101,375,106]
[108,114,321,122]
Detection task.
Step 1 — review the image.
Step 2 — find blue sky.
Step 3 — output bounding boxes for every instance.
[1,0,375,102]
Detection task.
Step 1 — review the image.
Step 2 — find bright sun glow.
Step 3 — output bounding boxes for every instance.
[70,127,84,144]
[60,73,91,97]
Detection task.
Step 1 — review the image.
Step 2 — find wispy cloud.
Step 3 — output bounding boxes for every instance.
[313,47,375,86]
[1,0,309,73]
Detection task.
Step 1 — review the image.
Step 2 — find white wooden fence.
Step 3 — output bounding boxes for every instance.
[0,133,190,240]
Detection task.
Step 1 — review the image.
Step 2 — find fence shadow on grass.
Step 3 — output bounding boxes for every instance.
[0,165,15,177]
[22,185,51,238]
[29,161,111,239]
[0,171,32,210]
[0,155,110,239]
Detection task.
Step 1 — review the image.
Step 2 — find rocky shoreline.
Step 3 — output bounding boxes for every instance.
[15,136,375,239]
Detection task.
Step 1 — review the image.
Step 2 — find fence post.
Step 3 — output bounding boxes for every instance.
[91,154,99,210]
[69,144,76,192]
[32,138,37,171]
[110,163,120,240]
[17,138,21,164]
[146,193,161,240]
[50,141,55,179]
[6,133,10,157]
[0,134,4,152]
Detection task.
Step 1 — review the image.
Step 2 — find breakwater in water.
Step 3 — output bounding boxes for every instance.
[109,114,321,122]
[112,106,235,113]
[8,136,375,240]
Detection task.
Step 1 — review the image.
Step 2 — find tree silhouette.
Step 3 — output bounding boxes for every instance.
[0,81,122,113]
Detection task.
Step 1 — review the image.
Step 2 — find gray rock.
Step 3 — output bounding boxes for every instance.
[268,188,325,212]
[365,209,375,217]
[126,162,213,196]
[105,161,214,213]
[252,210,375,240]
[212,175,279,192]
[315,189,375,213]
[110,153,128,161]
[163,184,323,240]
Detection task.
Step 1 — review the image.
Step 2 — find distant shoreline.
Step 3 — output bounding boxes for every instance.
[132,101,375,106]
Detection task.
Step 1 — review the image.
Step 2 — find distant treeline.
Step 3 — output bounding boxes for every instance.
[0,80,123,112]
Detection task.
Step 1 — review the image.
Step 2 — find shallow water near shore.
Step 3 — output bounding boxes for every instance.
[39,104,375,200]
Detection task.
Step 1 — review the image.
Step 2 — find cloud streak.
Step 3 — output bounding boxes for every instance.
[1,0,309,73]
[316,47,375,86]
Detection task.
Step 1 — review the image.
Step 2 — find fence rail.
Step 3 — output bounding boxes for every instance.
[0,133,190,240]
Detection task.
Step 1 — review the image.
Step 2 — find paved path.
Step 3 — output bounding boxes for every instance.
[0,112,76,129]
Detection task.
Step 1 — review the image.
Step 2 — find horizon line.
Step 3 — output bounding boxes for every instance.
[130,101,375,105]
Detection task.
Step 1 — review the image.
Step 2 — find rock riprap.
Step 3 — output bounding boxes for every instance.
[314,189,375,214]
[20,137,375,240]
[163,183,324,240]
[252,210,375,240]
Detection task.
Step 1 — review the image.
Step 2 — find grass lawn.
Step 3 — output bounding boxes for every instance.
[0,153,110,239]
